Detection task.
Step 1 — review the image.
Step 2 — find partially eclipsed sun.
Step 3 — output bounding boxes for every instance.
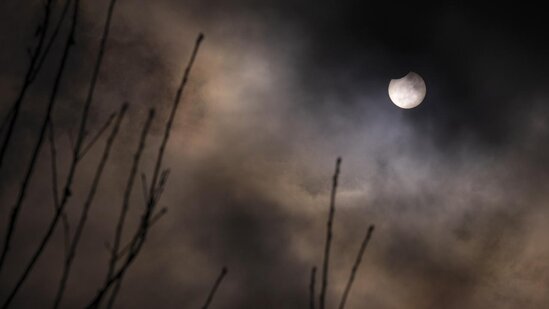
[388,71,426,109]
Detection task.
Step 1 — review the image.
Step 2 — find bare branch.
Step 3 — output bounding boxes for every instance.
[338,225,375,309]
[148,33,204,198]
[319,157,341,309]
[103,109,155,309]
[310,266,317,309]
[0,0,56,169]
[47,120,60,208]
[52,103,127,309]
[1,0,120,303]
[85,32,205,309]
[112,207,167,263]
[30,0,72,81]
[202,267,228,309]
[78,112,116,160]
[140,172,149,202]
[0,106,14,139]
[0,0,80,281]
[152,168,170,204]
[47,120,71,258]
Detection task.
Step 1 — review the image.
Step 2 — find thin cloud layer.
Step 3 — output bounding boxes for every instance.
[1,1,549,308]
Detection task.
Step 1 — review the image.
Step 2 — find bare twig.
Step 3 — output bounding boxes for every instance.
[47,120,71,258]
[148,33,204,198]
[85,33,205,309]
[103,206,167,309]
[202,267,228,309]
[47,121,60,207]
[31,0,72,81]
[319,157,341,309]
[52,104,127,309]
[2,0,119,302]
[78,112,116,159]
[140,172,149,202]
[103,109,155,309]
[152,168,170,203]
[0,0,55,169]
[338,225,375,309]
[310,266,317,309]
[110,207,167,263]
[85,178,170,309]
[0,0,80,279]
[0,107,14,138]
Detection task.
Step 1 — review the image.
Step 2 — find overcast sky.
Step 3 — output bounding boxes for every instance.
[1,1,549,308]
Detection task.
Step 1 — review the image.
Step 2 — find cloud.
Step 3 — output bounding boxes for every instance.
[2,1,549,308]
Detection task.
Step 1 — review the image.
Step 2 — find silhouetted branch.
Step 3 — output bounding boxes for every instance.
[319,157,341,309]
[111,207,168,263]
[0,0,80,281]
[152,168,170,203]
[149,207,168,227]
[78,112,116,159]
[103,206,167,309]
[310,266,317,309]
[103,109,155,309]
[1,0,120,303]
[338,225,375,309]
[0,0,55,170]
[47,120,71,258]
[148,33,204,198]
[140,172,149,202]
[84,178,169,309]
[202,267,228,309]
[30,0,72,81]
[52,103,127,309]
[85,33,205,309]
[47,121,60,207]
[0,107,14,139]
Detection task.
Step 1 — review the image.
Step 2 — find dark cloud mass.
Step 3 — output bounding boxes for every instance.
[1,0,549,308]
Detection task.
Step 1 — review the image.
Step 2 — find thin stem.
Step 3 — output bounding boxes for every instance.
[0,107,14,138]
[0,0,54,169]
[47,121,60,207]
[140,172,149,202]
[148,33,204,198]
[319,157,341,309]
[338,225,375,309]
[202,267,228,309]
[78,112,116,159]
[0,0,79,278]
[310,266,317,309]
[52,104,127,309]
[110,207,167,263]
[2,0,119,302]
[85,179,169,309]
[86,33,205,308]
[30,0,72,81]
[103,109,155,309]
[47,120,71,257]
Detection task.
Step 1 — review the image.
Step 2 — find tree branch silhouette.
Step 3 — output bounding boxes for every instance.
[202,267,228,309]
[310,266,317,309]
[47,120,71,258]
[1,0,121,303]
[0,0,80,279]
[86,32,205,308]
[338,225,375,309]
[0,0,55,169]
[52,103,127,309]
[319,157,341,309]
[78,112,116,159]
[104,108,155,309]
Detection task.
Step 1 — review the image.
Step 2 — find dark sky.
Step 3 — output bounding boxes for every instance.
[2,1,549,308]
